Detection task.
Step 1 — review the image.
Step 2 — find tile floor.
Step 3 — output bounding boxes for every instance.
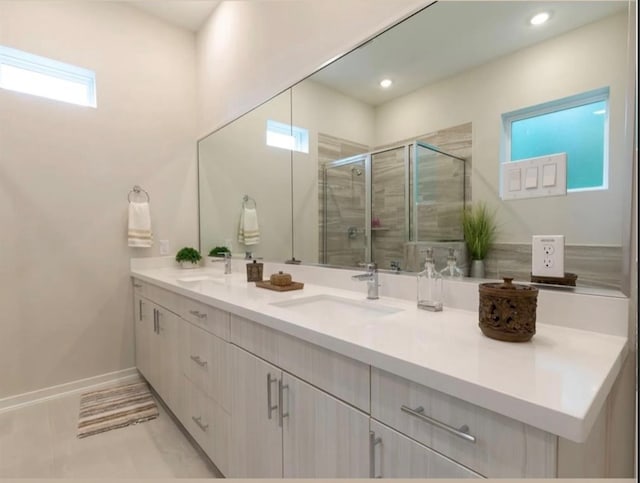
[0,386,220,478]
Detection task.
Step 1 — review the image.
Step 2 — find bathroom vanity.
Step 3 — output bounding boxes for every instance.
[131,257,628,478]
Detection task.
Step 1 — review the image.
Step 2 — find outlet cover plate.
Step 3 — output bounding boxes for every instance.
[532,235,564,277]
[159,240,170,255]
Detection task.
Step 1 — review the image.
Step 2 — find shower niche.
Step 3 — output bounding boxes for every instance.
[319,140,466,272]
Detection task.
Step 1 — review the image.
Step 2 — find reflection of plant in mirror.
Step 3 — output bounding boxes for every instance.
[176,247,202,263]
[462,203,497,261]
[209,246,231,257]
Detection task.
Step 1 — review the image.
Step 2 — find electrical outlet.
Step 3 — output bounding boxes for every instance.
[159,240,170,256]
[532,235,564,278]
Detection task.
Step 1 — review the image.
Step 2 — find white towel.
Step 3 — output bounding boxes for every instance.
[128,202,153,247]
[238,207,260,246]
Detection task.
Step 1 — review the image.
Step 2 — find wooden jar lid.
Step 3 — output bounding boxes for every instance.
[270,271,292,286]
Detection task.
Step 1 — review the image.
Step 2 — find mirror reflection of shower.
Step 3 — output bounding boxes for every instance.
[320,141,466,271]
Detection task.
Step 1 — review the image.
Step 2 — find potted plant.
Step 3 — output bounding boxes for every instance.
[175,247,202,269]
[462,202,497,278]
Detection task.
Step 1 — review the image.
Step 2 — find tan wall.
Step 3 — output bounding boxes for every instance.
[0,1,198,399]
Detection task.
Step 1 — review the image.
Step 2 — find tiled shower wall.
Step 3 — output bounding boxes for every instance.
[318,134,369,267]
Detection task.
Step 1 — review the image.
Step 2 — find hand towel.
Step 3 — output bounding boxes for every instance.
[128,202,153,247]
[238,207,260,246]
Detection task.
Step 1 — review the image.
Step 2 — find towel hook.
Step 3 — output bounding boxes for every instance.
[128,185,150,202]
[242,194,257,208]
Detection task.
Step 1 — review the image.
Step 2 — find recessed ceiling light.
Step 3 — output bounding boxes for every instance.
[530,12,550,26]
[380,79,393,89]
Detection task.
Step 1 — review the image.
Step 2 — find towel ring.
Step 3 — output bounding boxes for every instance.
[242,194,257,208]
[128,185,150,202]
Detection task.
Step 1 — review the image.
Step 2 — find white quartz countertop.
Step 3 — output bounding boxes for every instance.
[130,264,628,443]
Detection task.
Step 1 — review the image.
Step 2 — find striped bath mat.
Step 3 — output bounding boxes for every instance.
[77,381,159,438]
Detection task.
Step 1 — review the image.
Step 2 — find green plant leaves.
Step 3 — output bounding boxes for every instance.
[175,247,202,263]
[462,203,497,260]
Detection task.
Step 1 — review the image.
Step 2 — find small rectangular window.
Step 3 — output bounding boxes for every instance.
[503,87,609,191]
[266,119,309,154]
[0,45,96,108]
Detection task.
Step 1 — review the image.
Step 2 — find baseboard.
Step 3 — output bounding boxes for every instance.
[0,367,141,414]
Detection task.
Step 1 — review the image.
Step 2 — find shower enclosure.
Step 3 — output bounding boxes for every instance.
[320,142,465,271]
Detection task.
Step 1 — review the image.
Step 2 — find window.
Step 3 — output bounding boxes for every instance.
[502,88,609,191]
[0,45,96,108]
[266,120,309,153]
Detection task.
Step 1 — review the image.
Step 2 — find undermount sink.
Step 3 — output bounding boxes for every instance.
[271,294,403,318]
[176,274,225,283]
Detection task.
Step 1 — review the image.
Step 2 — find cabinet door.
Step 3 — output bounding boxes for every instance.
[229,345,282,478]
[156,307,182,416]
[282,372,369,478]
[370,420,481,478]
[134,295,153,380]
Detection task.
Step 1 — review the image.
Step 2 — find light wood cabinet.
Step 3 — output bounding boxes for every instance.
[370,420,481,478]
[371,367,557,477]
[282,372,369,478]
[229,345,370,478]
[229,345,283,478]
[133,294,152,380]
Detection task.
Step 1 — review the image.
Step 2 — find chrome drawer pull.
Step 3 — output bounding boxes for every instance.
[133,283,142,288]
[278,378,289,427]
[267,373,278,419]
[191,416,209,432]
[189,309,207,319]
[400,405,476,443]
[369,431,382,478]
[190,355,208,367]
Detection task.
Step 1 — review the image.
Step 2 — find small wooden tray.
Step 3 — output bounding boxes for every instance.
[530,272,577,286]
[255,280,304,292]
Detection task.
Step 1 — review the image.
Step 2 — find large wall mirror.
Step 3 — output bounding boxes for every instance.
[199,0,633,295]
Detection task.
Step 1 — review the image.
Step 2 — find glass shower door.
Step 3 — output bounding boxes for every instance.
[322,155,369,267]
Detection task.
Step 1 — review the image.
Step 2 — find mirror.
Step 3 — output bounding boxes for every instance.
[199,1,632,294]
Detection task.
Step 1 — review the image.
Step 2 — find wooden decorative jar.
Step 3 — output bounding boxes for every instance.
[269,271,292,286]
[478,277,538,342]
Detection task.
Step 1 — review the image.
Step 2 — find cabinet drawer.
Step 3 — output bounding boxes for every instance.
[230,315,370,412]
[180,321,230,412]
[371,368,557,478]
[181,297,229,340]
[185,378,229,476]
[134,279,181,315]
[370,420,481,478]
[132,278,147,297]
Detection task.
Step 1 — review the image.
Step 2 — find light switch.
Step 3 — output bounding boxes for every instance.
[525,167,538,189]
[508,168,521,191]
[542,163,557,187]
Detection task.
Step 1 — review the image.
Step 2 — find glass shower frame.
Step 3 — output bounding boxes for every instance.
[322,141,465,267]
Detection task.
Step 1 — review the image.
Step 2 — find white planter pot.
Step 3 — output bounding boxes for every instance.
[180,261,200,269]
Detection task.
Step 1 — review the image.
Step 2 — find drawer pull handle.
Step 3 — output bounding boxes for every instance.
[133,283,142,288]
[190,355,208,367]
[278,378,289,427]
[400,405,476,443]
[267,373,278,419]
[369,431,382,478]
[189,309,207,319]
[191,416,209,432]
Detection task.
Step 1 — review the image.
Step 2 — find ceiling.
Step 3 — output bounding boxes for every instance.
[311,1,627,106]
[129,0,220,32]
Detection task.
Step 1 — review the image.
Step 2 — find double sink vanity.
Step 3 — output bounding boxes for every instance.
[130,256,628,478]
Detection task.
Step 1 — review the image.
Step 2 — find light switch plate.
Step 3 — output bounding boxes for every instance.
[532,235,564,278]
[501,153,567,200]
[159,240,170,255]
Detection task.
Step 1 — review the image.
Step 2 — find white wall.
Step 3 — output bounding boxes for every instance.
[374,12,629,245]
[0,1,198,398]
[196,0,428,139]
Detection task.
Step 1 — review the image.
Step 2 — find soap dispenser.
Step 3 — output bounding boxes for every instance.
[440,248,464,278]
[417,248,443,312]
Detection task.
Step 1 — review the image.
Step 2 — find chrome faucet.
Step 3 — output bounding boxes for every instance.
[351,263,379,300]
[212,252,232,274]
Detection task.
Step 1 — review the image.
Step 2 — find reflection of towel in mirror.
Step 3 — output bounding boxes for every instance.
[128,202,153,247]
[238,207,260,246]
